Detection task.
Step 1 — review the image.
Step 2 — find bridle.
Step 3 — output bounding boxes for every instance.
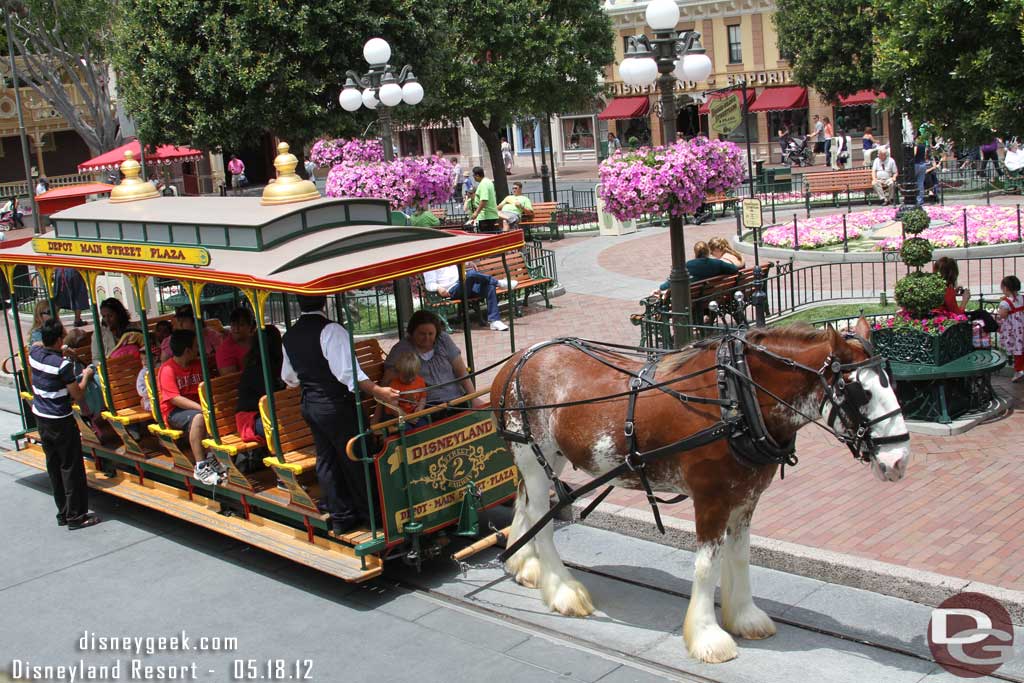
[815,334,910,463]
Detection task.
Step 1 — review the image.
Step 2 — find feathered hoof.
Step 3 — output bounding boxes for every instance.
[544,578,595,617]
[724,604,777,640]
[685,623,739,664]
[509,555,543,589]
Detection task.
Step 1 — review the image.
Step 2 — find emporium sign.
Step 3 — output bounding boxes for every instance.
[32,238,211,266]
[607,70,793,97]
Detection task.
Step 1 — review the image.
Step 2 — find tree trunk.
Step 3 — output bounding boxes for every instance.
[468,114,510,200]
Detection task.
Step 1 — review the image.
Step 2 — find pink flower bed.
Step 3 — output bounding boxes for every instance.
[598,137,744,220]
[876,205,1021,249]
[761,204,1023,250]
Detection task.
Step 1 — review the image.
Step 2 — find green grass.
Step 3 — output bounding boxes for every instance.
[774,302,896,325]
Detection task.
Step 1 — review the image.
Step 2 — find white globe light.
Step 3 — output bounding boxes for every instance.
[633,57,658,86]
[619,57,636,85]
[645,0,680,30]
[378,82,403,107]
[339,87,363,111]
[402,81,424,105]
[362,88,379,109]
[363,37,391,65]
[672,59,686,82]
[681,53,713,82]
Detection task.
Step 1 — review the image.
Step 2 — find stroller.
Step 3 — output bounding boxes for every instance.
[782,135,813,167]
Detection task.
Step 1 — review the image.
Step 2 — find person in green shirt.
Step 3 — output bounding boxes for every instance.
[496,181,533,232]
[411,207,441,228]
[469,166,500,233]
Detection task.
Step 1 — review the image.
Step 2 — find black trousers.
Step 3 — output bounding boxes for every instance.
[38,414,89,524]
[301,398,368,528]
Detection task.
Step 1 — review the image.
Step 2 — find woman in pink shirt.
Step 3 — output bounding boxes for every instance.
[215,307,255,374]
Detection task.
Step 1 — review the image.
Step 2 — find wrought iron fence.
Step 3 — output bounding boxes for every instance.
[631,253,1024,350]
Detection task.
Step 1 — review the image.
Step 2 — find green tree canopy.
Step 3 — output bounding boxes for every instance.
[408,0,614,196]
[112,0,436,151]
[773,0,1024,145]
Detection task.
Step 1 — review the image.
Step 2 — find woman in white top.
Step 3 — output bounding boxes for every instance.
[501,139,513,175]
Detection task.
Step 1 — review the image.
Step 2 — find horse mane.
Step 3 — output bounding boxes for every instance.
[656,323,839,374]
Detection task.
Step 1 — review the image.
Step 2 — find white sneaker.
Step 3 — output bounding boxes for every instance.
[489,320,509,331]
[1013,371,1024,383]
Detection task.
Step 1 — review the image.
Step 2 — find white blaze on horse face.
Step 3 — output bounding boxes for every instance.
[858,367,911,482]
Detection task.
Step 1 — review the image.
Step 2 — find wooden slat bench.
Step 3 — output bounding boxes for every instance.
[198,372,271,489]
[144,370,199,471]
[475,250,554,314]
[705,194,740,218]
[98,354,152,456]
[260,339,386,511]
[519,201,560,241]
[804,169,874,208]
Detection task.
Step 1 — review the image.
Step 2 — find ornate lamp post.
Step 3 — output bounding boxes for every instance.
[339,37,425,163]
[617,0,713,347]
[339,37,425,326]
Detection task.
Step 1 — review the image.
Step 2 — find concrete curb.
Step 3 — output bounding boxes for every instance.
[574,500,1024,625]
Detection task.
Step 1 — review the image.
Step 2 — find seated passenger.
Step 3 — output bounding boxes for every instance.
[160,305,223,363]
[153,319,173,348]
[708,237,745,268]
[423,263,509,331]
[136,345,160,413]
[157,329,207,461]
[373,351,427,426]
[29,300,50,346]
[383,310,486,411]
[92,297,141,360]
[216,307,255,374]
[235,325,284,444]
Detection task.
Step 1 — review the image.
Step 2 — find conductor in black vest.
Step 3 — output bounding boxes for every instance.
[281,295,399,534]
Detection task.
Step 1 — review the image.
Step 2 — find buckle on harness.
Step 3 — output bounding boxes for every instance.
[624,420,635,438]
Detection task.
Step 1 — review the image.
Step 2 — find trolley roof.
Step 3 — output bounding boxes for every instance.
[0,196,524,295]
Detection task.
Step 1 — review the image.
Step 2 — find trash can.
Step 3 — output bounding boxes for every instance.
[762,167,792,193]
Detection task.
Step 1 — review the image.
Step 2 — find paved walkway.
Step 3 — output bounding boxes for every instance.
[441,214,1024,592]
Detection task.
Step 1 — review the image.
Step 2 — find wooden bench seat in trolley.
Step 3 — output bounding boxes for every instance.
[97,354,153,456]
[259,339,386,511]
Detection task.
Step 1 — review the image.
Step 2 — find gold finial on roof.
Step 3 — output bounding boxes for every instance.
[109,149,160,203]
[261,142,320,205]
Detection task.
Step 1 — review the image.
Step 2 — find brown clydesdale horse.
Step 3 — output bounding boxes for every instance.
[490,319,911,663]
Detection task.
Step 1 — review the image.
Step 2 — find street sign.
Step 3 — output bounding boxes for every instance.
[709,93,742,135]
[742,199,763,229]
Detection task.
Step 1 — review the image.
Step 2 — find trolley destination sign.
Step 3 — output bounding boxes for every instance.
[32,238,211,266]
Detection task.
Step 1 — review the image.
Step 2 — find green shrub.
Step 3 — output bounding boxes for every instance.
[900,237,933,269]
[894,271,946,318]
[901,208,930,235]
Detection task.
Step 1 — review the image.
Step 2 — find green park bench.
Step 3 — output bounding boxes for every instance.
[889,349,1006,424]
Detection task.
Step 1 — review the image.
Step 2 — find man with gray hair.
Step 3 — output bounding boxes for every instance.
[872,147,899,205]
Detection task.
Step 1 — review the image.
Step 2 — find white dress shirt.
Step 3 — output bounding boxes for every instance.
[280,312,368,392]
[423,265,460,292]
[1005,149,1024,173]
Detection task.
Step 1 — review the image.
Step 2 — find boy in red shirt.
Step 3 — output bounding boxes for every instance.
[158,329,207,461]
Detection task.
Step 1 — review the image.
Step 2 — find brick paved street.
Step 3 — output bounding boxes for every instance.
[444,219,1024,591]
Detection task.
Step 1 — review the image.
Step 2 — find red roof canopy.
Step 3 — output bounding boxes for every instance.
[838,90,886,106]
[698,89,756,115]
[78,140,204,173]
[36,183,113,215]
[598,96,650,120]
[748,86,808,113]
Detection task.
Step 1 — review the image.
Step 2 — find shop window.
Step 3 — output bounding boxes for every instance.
[561,117,596,150]
[429,128,460,155]
[833,106,883,137]
[768,110,809,140]
[398,130,423,157]
[723,112,759,143]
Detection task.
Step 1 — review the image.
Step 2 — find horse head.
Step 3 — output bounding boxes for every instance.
[824,318,912,482]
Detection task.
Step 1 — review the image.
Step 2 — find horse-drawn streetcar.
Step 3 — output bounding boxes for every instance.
[1,144,520,582]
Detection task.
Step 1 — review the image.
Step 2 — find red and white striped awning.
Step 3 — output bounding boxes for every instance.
[77,140,204,173]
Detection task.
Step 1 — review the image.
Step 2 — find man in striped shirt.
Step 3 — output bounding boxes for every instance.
[30,318,98,529]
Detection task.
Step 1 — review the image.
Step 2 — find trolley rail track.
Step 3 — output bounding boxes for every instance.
[393,540,1024,683]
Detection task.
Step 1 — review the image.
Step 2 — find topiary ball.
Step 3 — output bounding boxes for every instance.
[901,208,930,235]
[900,237,933,269]
[894,271,947,318]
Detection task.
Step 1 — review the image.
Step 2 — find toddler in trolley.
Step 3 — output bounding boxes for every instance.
[374,351,428,428]
[998,275,1024,382]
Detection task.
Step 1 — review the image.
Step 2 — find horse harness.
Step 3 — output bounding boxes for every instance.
[497,333,909,564]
